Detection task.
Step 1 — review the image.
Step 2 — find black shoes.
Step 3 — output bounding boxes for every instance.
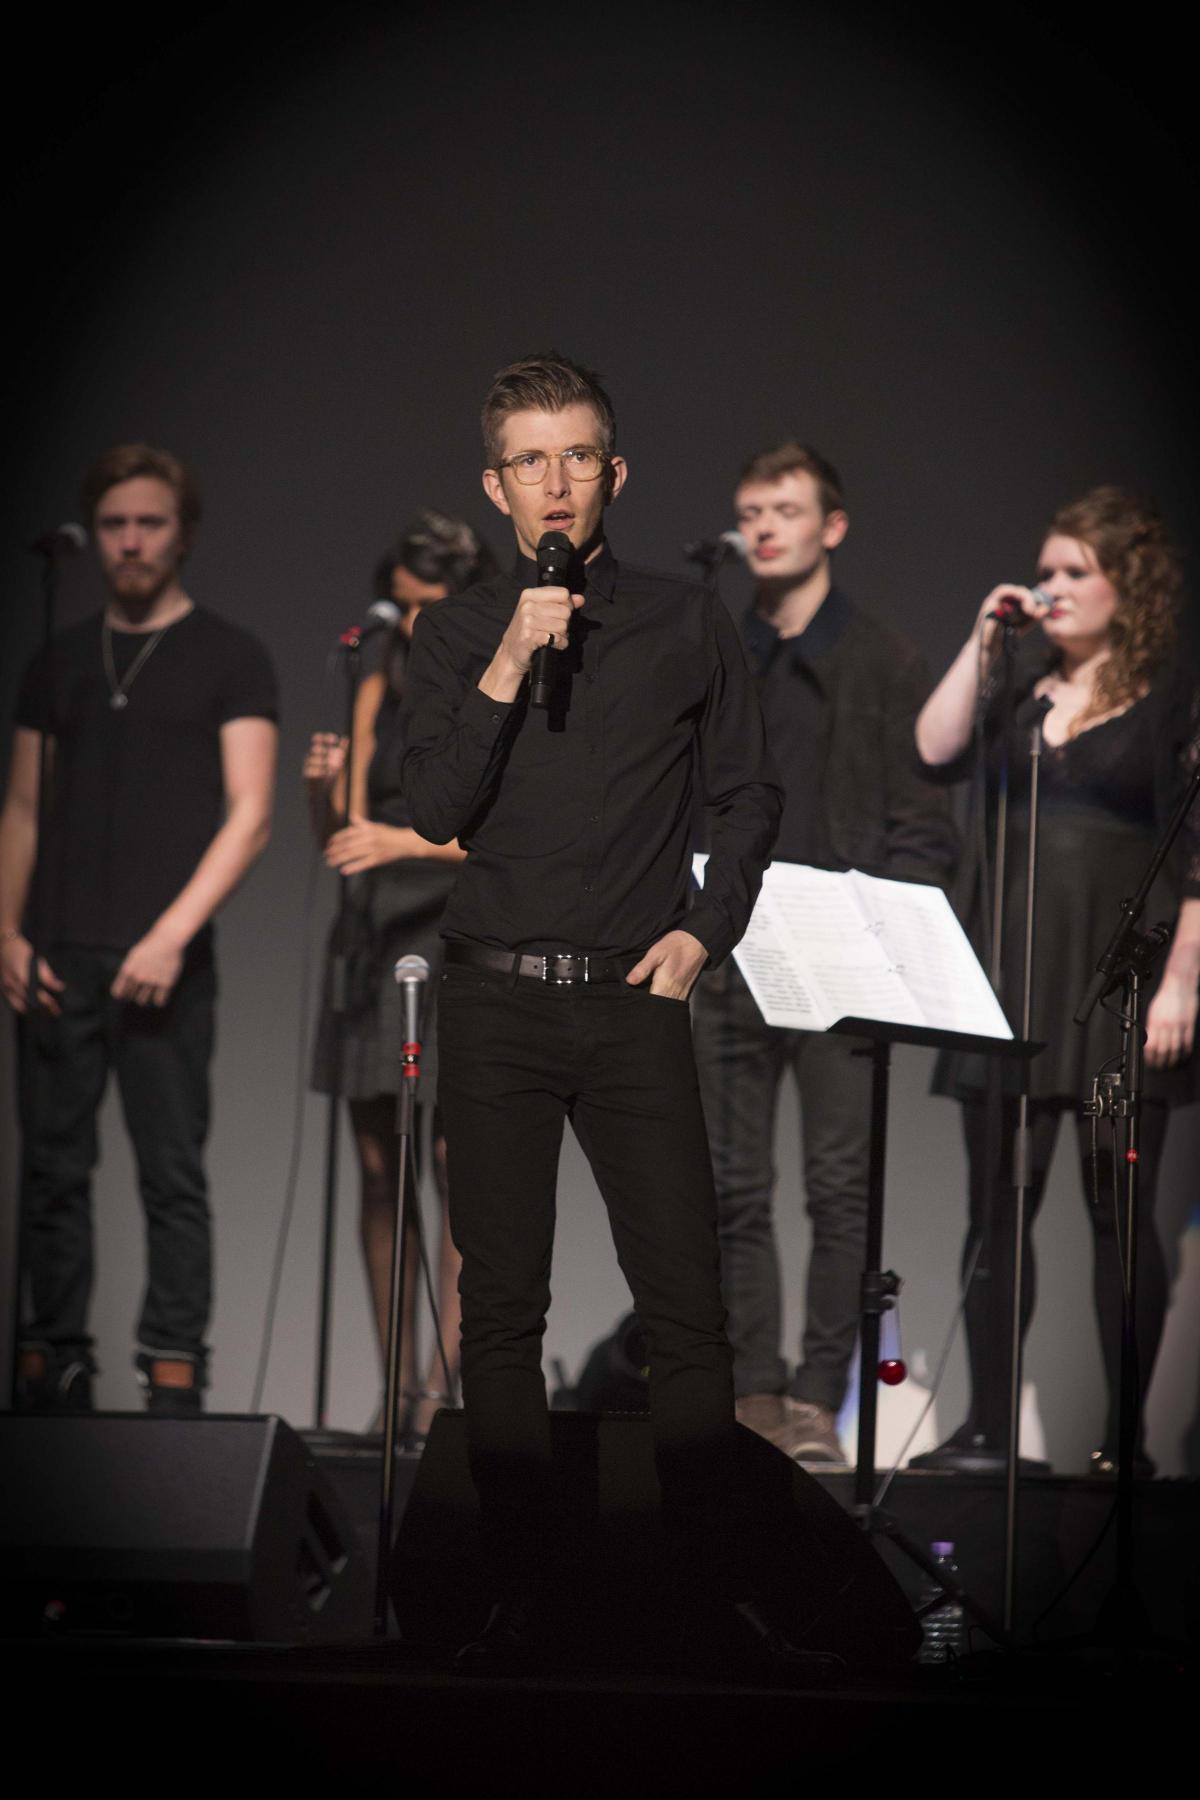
[15,1343,93,1412]
[711,1598,847,1688]
[453,1594,547,1675]
[134,1351,204,1416]
[1088,1444,1157,1480]
[452,1590,843,1687]
[908,1423,1049,1476]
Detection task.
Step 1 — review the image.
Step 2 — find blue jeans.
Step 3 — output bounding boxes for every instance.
[19,942,216,1371]
[692,964,871,1412]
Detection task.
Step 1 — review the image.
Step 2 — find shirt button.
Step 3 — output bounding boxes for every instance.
[583,883,593,892]
[589,813,599,823]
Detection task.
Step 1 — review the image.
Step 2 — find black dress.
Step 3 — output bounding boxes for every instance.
[311,682,458,1104]
[933,642,1200,1108]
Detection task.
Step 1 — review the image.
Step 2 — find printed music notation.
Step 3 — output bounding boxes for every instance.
[692,857,1013,1038]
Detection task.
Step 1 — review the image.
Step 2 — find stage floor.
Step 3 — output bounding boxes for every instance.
[12,1630,1190,1782]
[309,1428,1200,1650]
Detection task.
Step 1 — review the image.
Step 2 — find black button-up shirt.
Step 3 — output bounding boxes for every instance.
[400,545,783,964]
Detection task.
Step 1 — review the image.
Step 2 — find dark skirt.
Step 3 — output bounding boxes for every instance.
[935,804,1198,1108]
[311,860,458,1104]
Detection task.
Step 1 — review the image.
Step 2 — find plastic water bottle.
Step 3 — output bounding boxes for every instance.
[916,1541,966,1664]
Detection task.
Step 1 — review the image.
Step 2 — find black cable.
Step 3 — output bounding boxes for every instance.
[404,1109,457,1406]
[874,636,1004,1501]
[974,630,995,976]
[873,1229,986,1509]
[1030,1495,1118,1642]
[249,837,323,1413]
[250,647,341,1413]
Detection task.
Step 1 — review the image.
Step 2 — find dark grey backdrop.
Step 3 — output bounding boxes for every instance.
[3,2,1197,1468]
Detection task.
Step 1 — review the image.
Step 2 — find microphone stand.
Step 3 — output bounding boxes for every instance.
[1002,698,1050,1633]
[313,628,363,1432]
[374,963,425,1636]
[9,543,67,1404]
[1072,762,1199,1656]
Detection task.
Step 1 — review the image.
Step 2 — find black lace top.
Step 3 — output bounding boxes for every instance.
[927,641,1200,1105]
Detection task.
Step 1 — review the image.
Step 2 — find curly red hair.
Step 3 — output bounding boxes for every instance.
[1045,486,1180,734]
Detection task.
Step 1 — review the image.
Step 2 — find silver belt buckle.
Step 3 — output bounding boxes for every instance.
[541,953,588,985]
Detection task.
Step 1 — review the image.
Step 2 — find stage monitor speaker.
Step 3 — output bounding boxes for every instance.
[392,1410,920,1666]
[0,1413,371,1642]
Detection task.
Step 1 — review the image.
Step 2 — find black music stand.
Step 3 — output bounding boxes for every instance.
[831,1014,1040,1651]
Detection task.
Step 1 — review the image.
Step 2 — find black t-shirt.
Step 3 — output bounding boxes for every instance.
[15,606,278,950]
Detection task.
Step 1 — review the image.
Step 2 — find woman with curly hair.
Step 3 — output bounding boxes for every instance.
[913,487,1199,1476]
[305,512,496,1441]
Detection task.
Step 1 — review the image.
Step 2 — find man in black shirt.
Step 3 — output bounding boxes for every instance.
[401,355,784,1667]
[692,443,955,1464]
[1,443,278,1413]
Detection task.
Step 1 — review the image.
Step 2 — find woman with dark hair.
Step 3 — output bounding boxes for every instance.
[914,487,1199,1476]
[305,511,496,1441]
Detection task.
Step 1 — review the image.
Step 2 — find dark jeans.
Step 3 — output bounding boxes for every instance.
[692,966,871,1412]
[959,1093,1169,1450]
[19,943,216,1370]
[436,960,743,1594]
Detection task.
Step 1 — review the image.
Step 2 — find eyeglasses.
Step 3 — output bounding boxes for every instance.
[496,447,609,485]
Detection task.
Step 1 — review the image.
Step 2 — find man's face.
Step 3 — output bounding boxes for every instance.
[734,470,847,584]
[482,403,626,562]
[94,476,188,606]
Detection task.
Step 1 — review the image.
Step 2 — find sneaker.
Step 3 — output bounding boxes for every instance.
[15,1343,94,1412]
[781,1400,849,1466]
[734,1393,792,1449]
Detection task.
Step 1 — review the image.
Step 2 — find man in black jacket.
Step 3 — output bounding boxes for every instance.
[400,355,795,1670]
[693,443,956,1464]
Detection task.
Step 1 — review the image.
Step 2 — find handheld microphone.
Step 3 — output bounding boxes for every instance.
[339,599,403,650]
[392,954,431,1078]
[531,530,573,709]
[29,522,87,558]
[987,585,1053,626]
[682,529,746,567]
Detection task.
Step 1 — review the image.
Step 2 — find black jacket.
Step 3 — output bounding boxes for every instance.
[742,588,957,886]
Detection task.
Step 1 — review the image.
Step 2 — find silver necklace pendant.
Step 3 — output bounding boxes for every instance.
[110,691,129,710]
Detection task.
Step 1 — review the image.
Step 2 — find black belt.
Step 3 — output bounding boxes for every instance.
[445,941,639,985]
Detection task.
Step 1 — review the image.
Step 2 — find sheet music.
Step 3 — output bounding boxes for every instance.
[851,872,1012,1039]
[692,856,1012,1039]
[762,866,923,1026]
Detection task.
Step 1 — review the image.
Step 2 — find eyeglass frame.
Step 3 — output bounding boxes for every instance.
[494,445,612,485]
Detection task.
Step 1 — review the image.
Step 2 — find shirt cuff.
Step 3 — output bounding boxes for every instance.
[683,901,734,970]
[459,682,515,742]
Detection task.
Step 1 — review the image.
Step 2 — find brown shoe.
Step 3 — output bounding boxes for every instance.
[734,1393,793,1449]
[781,1400,849,1466]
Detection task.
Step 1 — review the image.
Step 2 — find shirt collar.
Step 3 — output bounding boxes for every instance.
[511,540,618,603]
[743,585,852,671]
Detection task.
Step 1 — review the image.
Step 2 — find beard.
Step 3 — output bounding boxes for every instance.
[108,561,173,616]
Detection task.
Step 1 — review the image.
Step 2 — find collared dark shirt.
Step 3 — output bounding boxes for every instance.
[742,587,853,866]
[400,544,782,964]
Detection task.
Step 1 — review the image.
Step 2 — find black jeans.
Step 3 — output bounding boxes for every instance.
[691,965,871,1412]
[436,960,743,1594]
[19,943,216,1370]
[959,1093,1169,1450]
